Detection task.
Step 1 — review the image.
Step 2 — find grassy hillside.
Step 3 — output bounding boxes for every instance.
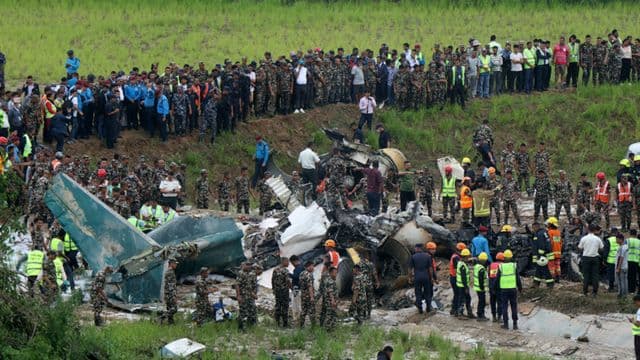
[3,0,640,83]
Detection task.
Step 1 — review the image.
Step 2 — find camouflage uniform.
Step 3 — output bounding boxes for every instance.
[257,179,272,216]
[417,172,434,216]
[317,271,329,326]
[486,177,501,225]
[554,179,573,220]
[163,267,178,324]
[534,151,550,177]
[194,276,211,326]
[313,63,327,106]
[326,62,338,103]
[351,177,368,212]
[299,269,315,327]
[265,63,278,116]
[474,124,494,147]
[90,271,108,325]
[502,177,521,225]
[394,69,409,110]
[235,175,250,214]
[217,178,231,211]
[41,256,58,304]
[200,97,217,142]
[123,175,142,212]
[576,186,592,217]
[352,272,368,323]
[360,258,375,318]
[196,175,210,209]
[322,275,338,331]
[338,61,350,102]
[364,64,377,96]
[30,176,50,222]
[632,43,640,82]
[533,176,552,222]
[276,67,292,114]
[593,43,608,85]
[21,99,41,137]
[501,149,517,174]
[581,210,602,228]
[579,42,594,86]
[271,266,291,327]
[608,47,623,85]
[254,66,267,116]
[515,152,530,193]
[381,172,397,213]
[237,268,258,327]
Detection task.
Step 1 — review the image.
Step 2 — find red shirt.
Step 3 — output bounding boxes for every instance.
[553,44,569,65]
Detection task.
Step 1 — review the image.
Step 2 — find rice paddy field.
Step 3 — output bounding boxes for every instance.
[2,0,640,83]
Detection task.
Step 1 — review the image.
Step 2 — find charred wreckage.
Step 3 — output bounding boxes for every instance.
[40,129,583,309]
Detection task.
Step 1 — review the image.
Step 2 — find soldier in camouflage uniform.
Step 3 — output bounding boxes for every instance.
[217,171,232,211]
[286,170,302,204]
[163,258,178,325]
[91,266,112,326]
[30,171,50,222]
[381,169,397,213]
[41,251,59,305]
[313,59,327,106]
[235,166,250,214]
[299,261,315,327]
[200,90,217,143]
[360,251,378,319]
[123,171,143,212]
[576,179,592,217]
[593,39,609,85]
[196,169,211,209]
[632,39,640,82]
[236,261,258,330]
[322,266,338,331]
[515,143,531,193]
[317,259,331,327]
[502,170,521,226]
[254,62,267,117]
[533,170,552,222]
[410,65,425,110]
[633,180,640,229]
[607,43,623,85]
[22,95,41,140]
[534,142,550,176]
[31,217,46,249]
[257,172,273,216]
[349,176,368,212]
[193,62,209,83]
[579,36,595,86]
[351,265,368,324]
[195,267,216,326]
[276,62,293,114]
[271,257,291,327]
[501,141,517,174]
[554,170,573,220]
[486,168,501,225]
[265,60,278,117]
[338,57,351,103]
[581,210,602,228]
[417,167,434,216]
[75,155,91,185]
[394,65,409,110]
[364,61,377,97]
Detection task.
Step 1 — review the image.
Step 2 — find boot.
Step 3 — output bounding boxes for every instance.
[501,324,509,329]
[513,321,518,330]
[492,315,498,323]
[555,276,560,283]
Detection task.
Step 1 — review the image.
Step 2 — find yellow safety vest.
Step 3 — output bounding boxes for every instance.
[455,261,470,288]
[473,263,488,292]
[633,316,640,336]
[163,210,176,223]
[23,134,32,158]
[26,250,44,277]
[53,257,64,286]
[479,55,491,74]
[451,66,465,86]
[44,100,56,119]
[442,176,456,198]
[63,233,78,252]
[50,237,64,253]
[499,262,517,289]
[607,237,619,265]
[523,48,536,69]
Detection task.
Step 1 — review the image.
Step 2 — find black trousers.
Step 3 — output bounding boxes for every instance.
[358,113,373,130]
[501,289,518,326]
[450,276,459,312]
[251,158,264,188]
[629,261,639,294]
[294,84,306,110]
[607,263,616,290]
[301,168,317,192]
[635,335,640,360]
[476,290,486,318]
[581,256,600,295]
[53,132,65,152]
[566,62,579,87]
[126,100,139,129]
[622,59,632,83]
[367,192,381,216]
[400,190,416,211]
[105,119,117,149]
[414,275,432,311]
[490,288,502,318]
[449,85,465,108]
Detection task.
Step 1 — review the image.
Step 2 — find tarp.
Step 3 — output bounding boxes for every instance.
[437,156,465,181]
[278,203,330,258]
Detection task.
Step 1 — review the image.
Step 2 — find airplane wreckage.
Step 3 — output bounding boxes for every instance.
[41,129,583,308]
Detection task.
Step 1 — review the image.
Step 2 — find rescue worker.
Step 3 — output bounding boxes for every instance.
[489,252,504,323]
[410,244,434,314]
[531,222,554,288]
[474,252,490,321]
[594,172,611,229]
[455,249,474,318]
[25,244,44,298]
[546,217,563,283]
[324,239,340,268]
[449,242,466,315]
[628,229,640,294]
[441,165,457,223]
[603,228,620,292]
[63,233,78,290]
[495,249,522,330]
[91,266,113,326]
[460,177,473,224]
[617,174,633,232]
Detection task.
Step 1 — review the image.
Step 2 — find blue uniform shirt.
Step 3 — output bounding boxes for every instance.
[156,95,169,115]
[66,57,80,74]
[471,235,493,262]
[255,140,269,165]
[124,84,139,102]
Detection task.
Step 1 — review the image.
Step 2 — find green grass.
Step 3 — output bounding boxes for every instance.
[3,0,640,84]
[78,318,547,360]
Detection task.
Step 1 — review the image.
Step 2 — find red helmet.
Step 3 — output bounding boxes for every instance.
[444,165,453,174]
[596,172,605,180]
[0,137,7,145]
[97,169,107,178]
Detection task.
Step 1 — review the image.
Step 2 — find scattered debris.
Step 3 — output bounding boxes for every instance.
[160,338,206,358]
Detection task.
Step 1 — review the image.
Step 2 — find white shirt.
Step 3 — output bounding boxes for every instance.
[578,233,604,257]
[249,71,256,92]
[298,148,320,169]
[622,45,632,59]
[159,178,182,197]
[510,53,523,72]
[359,96,376,114]
[295,66,308,85]
[71,95,79,117]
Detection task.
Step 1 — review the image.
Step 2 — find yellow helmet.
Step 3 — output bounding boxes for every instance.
[501,225,513,233]
[620,158,631,167]
[635,154,640,162]
[462,157,471,164]
[503,249,513,258]
[478,252,488,261]
[460,249,471,257]
[546,217,559,227]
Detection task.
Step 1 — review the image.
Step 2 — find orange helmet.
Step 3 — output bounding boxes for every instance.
[324,239,336,248]
[426,242,437,250]
[456,242,467,251]
[488,167,496,175]
[496,252,505,261]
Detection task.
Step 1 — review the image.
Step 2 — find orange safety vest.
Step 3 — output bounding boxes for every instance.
[328,250,340,268]
[548,228,562,257]
[191,84,201,108]
[618,182,632,202]
[489,261,502,279]
[460,185,472,209]
[51,159,61,170]
[595,181,609,203]
[449,253,460,277]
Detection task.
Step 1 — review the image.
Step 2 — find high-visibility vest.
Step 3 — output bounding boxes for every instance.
[460,185,472,209]
[479,55,491,74]
[442,176,456,198]
[451,66,465,86]
[595,181,609,203]
[26,250,44,277]
[455,261,470,288]
[127,216,145,231]
[633,318,640,336]
[618,182,632,202]
[472,190,490,217]
[50,237,64,253]
[523,48,536,69]
[328,250,340,268]
[23,134,32,158]
[44,100,56,119]
[569,43,579,63]
[489,261,501,279]
[449,253,460,277]
[416,52,425,65]
[163,209,176,223]
[63,233,78,252]
[628,237,640,263]
[499,262,517,289]
[548,228,562,258]
[53,257,64,286]
[473,263,488,292]
[607,236,619,265]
